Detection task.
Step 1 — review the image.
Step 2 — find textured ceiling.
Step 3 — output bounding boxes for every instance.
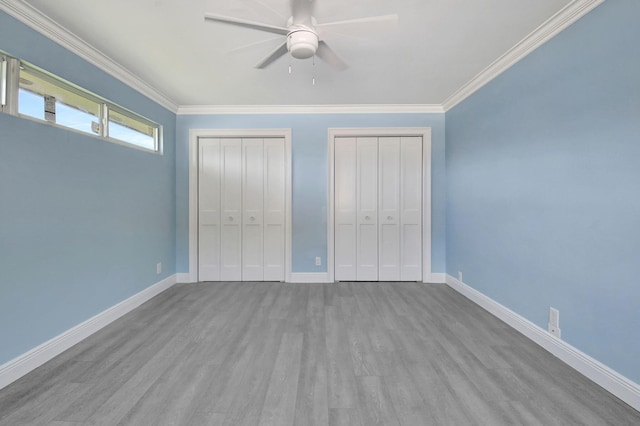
[22,0,572,106]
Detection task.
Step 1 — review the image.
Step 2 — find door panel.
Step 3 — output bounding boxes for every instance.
[378,137,400,281]
[242,139,264,281]
[198,136,287,282]
[334,138,357,281]
[356,137,378,281]
[263,139,286,281]
[198,138,221,281]
[220,139,243,281]
[334,135,424,282]
[400,137,422,281]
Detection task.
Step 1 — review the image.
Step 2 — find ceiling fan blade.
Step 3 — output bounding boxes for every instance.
[228,36,284,55]
[204,13,289,36]
[291,0,314,26]
[316,14,399,37]
[316,41,348,71]
[256,41,289,69]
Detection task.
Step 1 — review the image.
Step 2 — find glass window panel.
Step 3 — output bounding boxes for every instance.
[18,88,44,120]
[19,66,101,136]
[108,108,156,151]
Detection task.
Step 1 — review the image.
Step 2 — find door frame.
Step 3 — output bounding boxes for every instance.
[327,127,432,283]
[188,128,293,283]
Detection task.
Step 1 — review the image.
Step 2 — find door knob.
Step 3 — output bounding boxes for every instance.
[365,216,370,220]
[228,216,234,221]
[250,216,256,221]
[387,216,393,220]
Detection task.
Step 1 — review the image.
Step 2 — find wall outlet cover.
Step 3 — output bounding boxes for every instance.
[549,307,560,328]
[548,324,561,338]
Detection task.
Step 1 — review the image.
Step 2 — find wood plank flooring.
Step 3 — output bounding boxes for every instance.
[1,282,638,425]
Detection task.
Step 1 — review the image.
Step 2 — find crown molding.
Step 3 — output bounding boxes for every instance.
[0,0,179,113]
[177,104,444,115]
[442,0,605,112]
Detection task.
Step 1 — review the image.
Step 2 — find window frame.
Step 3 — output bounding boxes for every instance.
[0,52,162,154]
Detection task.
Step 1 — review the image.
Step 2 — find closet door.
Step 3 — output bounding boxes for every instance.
[334,134,424,282]
[356,137,379,281]
[220,138,243,281]
[263,138,286,281]
[242,139,264,281]
[400,137,423,281]
[198,138,221,281]
[378,137,401,281]
[334,137,357,281]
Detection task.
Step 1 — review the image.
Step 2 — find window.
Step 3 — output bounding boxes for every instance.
[1,56,7,109]
[107,106,158,151]
[19,65,101,135]
[0,52,161,153]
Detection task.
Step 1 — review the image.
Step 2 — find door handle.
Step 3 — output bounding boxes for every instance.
[250,216,256,222]
[228,216,234,222]
[387,216,393,220]
[365,215,371,221]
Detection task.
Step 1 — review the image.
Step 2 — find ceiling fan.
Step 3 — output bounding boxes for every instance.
[204,0,398,70]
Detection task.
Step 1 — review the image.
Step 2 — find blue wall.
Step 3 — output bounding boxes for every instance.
[445,0,640,383]
[0,11,176,365]
[176,113,446,274]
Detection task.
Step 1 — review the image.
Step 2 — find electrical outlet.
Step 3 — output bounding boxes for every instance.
[315,256,321,266]
[549,307,559,327]
[549,325,561,338]
[156,262,162,274]
[458,271,463,282]
[548,307,561,338]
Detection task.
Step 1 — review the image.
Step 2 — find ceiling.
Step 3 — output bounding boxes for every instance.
[20,0,573,107]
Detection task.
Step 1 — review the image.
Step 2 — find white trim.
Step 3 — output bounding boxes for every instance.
[0,0,178,113]
[425,273,446,284]
[288,273,332,283]
[177,104,444,115]
[0,274,177,390]
[188,128,293,283]
[445,274,640,412]
[327,128,432,283]
[176,273,193,284]
[442,0,605,111]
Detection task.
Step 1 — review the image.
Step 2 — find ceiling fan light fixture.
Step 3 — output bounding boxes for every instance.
[287,30,318,59]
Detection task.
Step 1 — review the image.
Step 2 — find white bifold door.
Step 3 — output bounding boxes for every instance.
[335,136,422,281]
[198,137,286,281]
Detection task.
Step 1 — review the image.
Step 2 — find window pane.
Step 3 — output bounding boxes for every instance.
[18,88,44,120]
[108,108,156,150]
[19,67,101,136]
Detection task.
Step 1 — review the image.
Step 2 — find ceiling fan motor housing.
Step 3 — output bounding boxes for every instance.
[287,30,319,59]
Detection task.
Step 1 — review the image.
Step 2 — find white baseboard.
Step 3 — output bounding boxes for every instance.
[424,273,446,284]
[445,274,640,412]
[288,272,331,283]
[176,273,193,283]
[0,274,177,390]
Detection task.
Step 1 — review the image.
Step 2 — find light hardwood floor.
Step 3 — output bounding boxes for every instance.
[1,282,638,425]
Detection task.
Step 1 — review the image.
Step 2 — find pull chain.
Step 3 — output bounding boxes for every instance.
[312,55,316,86]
